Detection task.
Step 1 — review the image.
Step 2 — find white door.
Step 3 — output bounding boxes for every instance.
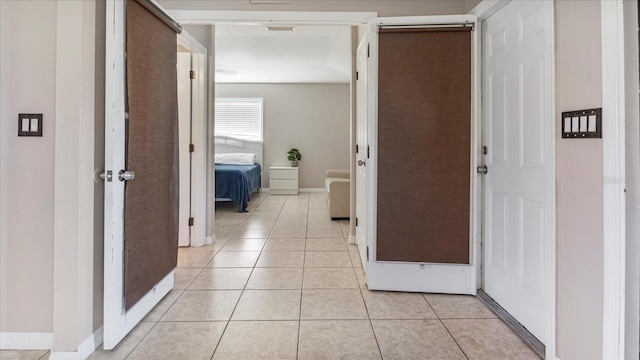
[103,0,174,349]
[355,34,369,271]
[365,15,480,294]
[177,51,192,247]
[482,0,554,343]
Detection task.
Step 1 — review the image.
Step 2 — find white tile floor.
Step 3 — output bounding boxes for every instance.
[1,192,541,360]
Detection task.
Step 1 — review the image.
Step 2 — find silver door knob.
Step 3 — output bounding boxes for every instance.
[118,170,135,181]
[476,165,488,175]
[357,160,366,166]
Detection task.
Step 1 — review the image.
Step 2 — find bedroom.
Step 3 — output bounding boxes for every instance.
[176,23,354,245]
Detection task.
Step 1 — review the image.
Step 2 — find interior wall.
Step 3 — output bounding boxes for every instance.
[555,1,604,359]
[0,0,57,335]
[464,0,481,13]
[216,83,351,189]
[160,0,465,16]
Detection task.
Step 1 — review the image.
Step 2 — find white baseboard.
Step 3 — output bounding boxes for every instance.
[49,326,103,360]
[299,188,326,193]
[348,234,356,245]
[0,332,53,350]
[49,352,80,360]
[78,326,102,359]
[205,235,214,245]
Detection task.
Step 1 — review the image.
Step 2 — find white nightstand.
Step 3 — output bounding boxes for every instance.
[269,166,299,195]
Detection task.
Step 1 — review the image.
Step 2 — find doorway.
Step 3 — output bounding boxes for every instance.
[170,4,555,360]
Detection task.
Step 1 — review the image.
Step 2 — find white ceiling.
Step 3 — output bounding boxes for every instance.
[215,24,352,84]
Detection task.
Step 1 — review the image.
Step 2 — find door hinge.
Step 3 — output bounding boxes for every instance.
[482,145,488,155]
[190,70,195,79]
[356,71,359,80]
[366,246,369,261]
[367,146,370,159]
[189,144,195,153]
[188,217,194,226]
[355,217,358,226]
[367,44,370,58]
[356,144,359,153]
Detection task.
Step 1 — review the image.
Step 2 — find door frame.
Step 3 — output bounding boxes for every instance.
[103,0,174,349]
[470,1,556,358]
[601,1,629,358]
[169,9,376,249]
[177,31,208,247]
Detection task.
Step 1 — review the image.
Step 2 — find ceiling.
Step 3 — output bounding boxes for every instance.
[215,24,352,84]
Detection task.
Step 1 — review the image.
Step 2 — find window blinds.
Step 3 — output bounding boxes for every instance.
[215,98,263,141]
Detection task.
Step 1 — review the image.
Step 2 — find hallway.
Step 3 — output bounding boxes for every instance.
[2,192,541,360]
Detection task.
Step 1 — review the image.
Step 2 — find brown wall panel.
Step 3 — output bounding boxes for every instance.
[124,0,179,310]
[376,28,472,264]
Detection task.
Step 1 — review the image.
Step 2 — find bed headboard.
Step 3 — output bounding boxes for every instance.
[214,135,264,166]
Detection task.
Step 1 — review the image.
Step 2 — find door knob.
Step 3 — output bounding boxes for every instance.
[118,170,135,181]
[357,160,366,166]
[476,165,488,175]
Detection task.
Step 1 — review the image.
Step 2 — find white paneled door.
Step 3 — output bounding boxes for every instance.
[482,0,554,343]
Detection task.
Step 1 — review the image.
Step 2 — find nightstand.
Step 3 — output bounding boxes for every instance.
[269,166,299,195]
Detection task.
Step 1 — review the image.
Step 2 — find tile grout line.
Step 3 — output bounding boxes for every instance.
[422,293,470,360]
[354,268,384,359]
[296,194,310,360]
[209,196,282,359]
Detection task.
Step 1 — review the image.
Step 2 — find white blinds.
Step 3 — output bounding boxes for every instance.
[215,98,263,141]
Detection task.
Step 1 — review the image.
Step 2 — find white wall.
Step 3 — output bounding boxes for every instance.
[0,0,57,335]
[555,1,604,359]
[1,1,104,356]
[216,83,351,189]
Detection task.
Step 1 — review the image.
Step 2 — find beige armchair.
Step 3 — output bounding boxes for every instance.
[325,170,350,219]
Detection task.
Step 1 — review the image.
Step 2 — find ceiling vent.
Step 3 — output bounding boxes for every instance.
[250,0,291,3]
[265,26,296,32]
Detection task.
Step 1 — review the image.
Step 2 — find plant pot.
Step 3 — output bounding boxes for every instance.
[290,160,298,167]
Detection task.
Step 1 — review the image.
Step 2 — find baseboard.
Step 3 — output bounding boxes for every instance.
[348,234,356,245]
[0,332,53,350]
[49,326,103,360]
[78,326,103,359]
[299,188,326,193]
[205,235,215,245]
[49,352,80,360]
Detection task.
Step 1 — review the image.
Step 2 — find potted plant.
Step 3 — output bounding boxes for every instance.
[287,148,302,167]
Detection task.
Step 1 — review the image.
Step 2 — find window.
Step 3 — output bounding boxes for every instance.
[215,98,263,141]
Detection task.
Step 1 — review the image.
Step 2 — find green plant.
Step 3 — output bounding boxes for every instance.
[287,148,302,162]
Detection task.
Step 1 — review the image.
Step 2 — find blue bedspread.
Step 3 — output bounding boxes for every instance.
[215,164,262,212]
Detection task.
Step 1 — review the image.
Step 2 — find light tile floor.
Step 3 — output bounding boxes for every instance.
[2,192,541,360]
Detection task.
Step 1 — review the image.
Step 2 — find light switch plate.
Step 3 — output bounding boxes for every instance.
[561,108,601,139]
[18,114,43,137]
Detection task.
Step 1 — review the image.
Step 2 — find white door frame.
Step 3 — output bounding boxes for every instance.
[601,1,628,358]
[169,10,376,249]
[470,1,556,359]
[177,31,208,247]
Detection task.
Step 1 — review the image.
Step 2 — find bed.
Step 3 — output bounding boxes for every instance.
[215,136,263,212]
